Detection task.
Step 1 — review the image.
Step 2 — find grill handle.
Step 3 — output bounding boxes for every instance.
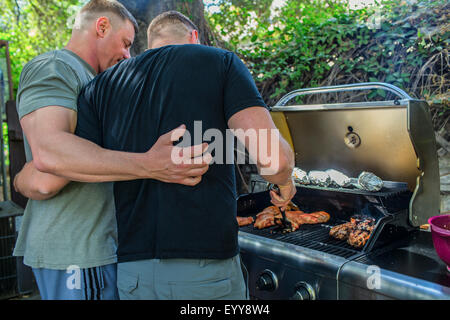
[274,82,413,106]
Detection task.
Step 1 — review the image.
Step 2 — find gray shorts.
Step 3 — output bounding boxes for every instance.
[117,254,248,300]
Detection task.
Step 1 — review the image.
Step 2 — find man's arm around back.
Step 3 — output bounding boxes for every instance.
[16,106,210,199]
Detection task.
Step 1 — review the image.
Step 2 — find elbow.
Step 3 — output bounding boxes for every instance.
[32,149,55,174]
[36,183,60,200]
[30,156,62,200]
[38,190,59,200]
[18,180,58,201]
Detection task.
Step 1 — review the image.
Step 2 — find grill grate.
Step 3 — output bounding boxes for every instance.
[239,220,362,259]
[237,184,413,261]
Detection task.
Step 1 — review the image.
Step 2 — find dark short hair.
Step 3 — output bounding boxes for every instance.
[147,10,198,44]
[79,0,139,33]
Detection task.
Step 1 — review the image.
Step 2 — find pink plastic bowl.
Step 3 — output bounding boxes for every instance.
[428,214,450,272]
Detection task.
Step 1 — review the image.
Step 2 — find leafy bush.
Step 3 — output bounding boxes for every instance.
[0,0,83,95]
[1,0,448,108]
[208,0,449,106]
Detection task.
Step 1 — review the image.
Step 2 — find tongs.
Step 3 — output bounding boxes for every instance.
[269,184,294,233]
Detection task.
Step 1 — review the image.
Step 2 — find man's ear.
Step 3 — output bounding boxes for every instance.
[96,16,111,38]
[189,29,199,44]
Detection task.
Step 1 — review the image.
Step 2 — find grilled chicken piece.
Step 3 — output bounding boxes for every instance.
[275,211,302,231]
[256,205,281,215]
[355,219,375,232]
[254,206,282,229]
[254,213,277,229]
[347,229,371,248]
[281,210,330,225]
[329,222,353,240]
[274,210,331,231]
[237,216,254,227]
[282,211,304,230]
[309,211,331,223]
[347,219,375,247]
[330,216,361,240]
[254,205,331,231]
[330,216,375,248]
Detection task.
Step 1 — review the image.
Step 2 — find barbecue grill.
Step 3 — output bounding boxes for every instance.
[237,83,448,300]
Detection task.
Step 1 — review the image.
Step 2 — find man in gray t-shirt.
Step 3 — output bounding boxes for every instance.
[13,1,210,300]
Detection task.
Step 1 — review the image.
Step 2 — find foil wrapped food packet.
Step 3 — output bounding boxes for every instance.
[292,167,310,184]
[308,170,331,187]
[292,167,383,192]
[326,169,352,188]
[356,171,384,192]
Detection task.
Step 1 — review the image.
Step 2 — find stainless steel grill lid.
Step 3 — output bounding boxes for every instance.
[269,83,440,226]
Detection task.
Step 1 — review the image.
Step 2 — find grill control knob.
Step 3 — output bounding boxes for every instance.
[256,270,278,292]
[291,282,316,300]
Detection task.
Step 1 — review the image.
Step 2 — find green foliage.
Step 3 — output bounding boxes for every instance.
[0,0,448,105]
[207,0,449,105]
[0,0,85,96]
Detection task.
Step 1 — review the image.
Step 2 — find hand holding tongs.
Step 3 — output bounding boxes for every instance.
[269,184,293,232]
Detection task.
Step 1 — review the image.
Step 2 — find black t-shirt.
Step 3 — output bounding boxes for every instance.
[76,44,267,262]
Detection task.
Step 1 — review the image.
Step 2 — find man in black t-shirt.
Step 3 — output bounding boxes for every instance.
[76,11,296,299]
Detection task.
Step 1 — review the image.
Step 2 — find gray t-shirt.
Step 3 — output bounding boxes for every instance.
[13,49,117,270]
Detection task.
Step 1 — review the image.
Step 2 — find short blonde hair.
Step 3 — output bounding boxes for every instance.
[74,0,138,33]
[147,11,198,47]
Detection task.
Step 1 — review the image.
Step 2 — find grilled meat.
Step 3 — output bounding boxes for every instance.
[237,216,254,227]
[347,229,372,248]
[329,222,353,240]
[329,216,362,240]
[347,218,375,247]
[280,211,330,226]
[259,206,282,216]
[272,202,302,233]
[253,205,331,231]
[276,211,302,231]
[354,218,375,232]
[280,211,303,231]
[329,216,375,248]
[308,211,331,224]
[254,206,282,229]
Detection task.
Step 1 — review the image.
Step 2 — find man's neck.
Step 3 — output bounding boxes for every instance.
[65,36,99,73]
[150,38,191,50]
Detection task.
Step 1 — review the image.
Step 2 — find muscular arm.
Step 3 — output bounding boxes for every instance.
[16,105,209,200]
[21,106,151,181]
[228,106,296,208]
[228,106,294,185]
